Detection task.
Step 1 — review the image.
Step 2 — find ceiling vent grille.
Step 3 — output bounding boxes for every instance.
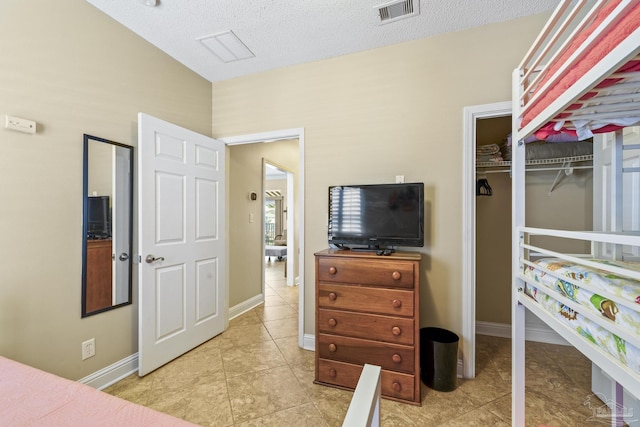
[376,0,419,25]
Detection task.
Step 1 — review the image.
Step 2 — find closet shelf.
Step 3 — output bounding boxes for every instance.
[476,154,593,195]
[476,154,593,170]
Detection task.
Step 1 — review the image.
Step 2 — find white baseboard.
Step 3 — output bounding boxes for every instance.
[303,333,315,351]
[477,320,570,346]
[229,294,265,320]
[476,321,511,339]
[80,293,264,392]
[78,353,138,390]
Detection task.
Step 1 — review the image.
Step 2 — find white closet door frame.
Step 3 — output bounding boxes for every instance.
[462,101,512,379]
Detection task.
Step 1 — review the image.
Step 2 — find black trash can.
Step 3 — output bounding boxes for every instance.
[420,327,459,392]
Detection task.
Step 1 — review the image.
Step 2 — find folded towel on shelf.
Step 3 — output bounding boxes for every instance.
[476,144,503,163]
[476,144,500,155]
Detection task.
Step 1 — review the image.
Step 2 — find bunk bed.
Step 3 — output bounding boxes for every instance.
[511,0,640,425]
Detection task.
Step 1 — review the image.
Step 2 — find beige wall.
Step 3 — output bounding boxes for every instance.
[212,14,553,338]
[228,140,299,307]
[475,116,513,325]
[0,0,212,379]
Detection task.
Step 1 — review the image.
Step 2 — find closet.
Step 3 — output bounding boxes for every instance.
[475,115,594,337]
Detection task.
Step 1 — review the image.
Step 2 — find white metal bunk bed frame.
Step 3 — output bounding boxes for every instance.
[511,0,640,426]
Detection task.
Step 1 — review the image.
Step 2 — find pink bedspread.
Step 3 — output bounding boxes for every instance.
[521,0,640,139]
[0,356,197,426]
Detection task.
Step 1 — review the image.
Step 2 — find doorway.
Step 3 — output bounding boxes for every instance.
[221,128,307,349]
[461,101,512,379]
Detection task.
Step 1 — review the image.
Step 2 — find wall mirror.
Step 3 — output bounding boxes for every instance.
[82,134,133,317]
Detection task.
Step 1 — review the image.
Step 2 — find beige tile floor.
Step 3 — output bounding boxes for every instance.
[105,260,604,426]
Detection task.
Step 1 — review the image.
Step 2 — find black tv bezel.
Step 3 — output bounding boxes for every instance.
[86,195,111,239]
[327,182,424,250]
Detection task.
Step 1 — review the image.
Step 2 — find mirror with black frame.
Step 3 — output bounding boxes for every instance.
[81,134,133,317]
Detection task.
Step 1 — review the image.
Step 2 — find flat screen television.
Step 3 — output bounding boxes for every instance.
[87,195,111,239]
[328,182,424,251]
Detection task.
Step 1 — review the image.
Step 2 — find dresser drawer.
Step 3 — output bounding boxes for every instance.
[317,257,415,289]
[317,359,416,402]
[318,309,414,345]
[318,284,414,317]
[318,333,414,373]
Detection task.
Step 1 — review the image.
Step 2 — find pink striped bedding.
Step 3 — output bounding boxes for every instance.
[521,0,640,140]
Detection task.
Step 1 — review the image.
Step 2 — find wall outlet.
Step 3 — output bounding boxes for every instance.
[395,175,405,183]
[82,338,95,360]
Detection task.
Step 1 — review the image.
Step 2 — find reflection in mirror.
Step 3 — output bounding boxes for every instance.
[82,134,133,317]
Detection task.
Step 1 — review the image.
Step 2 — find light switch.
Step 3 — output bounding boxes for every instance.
[249,213,254,223]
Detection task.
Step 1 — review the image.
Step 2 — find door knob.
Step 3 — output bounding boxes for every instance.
[145,254,165,264]
[119,253,129,261]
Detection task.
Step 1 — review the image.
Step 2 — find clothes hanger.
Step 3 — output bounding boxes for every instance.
[476,173,493,196]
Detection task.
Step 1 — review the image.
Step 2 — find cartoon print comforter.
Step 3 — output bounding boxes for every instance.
[522,258,640,374]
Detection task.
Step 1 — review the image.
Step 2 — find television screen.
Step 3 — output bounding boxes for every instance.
[328,183,424,250]
[87,195,111,239]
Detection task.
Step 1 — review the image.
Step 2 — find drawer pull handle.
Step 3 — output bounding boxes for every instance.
[329,343,337,352]
[392,382,402,392]
[328,292,337,301]
[392,299,402,308]
[392,271,401,280]
[392,353,402,363]
[392,326,401,336]
[328,266,337,275]
[329,368,337,378]
[328,318,337,327]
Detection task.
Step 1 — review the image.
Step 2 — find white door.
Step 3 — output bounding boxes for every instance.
[138,113,226,376]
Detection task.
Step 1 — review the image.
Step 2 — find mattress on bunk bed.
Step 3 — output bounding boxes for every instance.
[0,356,197,426]
[523,258,640,332]
[521,0,640,140]
[522,258,640,373]
[524,282,640,374]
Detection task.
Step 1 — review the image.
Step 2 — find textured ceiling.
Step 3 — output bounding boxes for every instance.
[86,0,559,83]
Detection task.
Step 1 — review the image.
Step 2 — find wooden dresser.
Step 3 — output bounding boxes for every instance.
[86,239,113,313]
[314,248,421,404]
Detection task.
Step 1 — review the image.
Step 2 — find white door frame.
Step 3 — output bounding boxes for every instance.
[220,128,306,349]
[462,101,511,379]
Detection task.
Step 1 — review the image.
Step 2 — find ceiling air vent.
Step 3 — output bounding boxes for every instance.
[375,0,419,25]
